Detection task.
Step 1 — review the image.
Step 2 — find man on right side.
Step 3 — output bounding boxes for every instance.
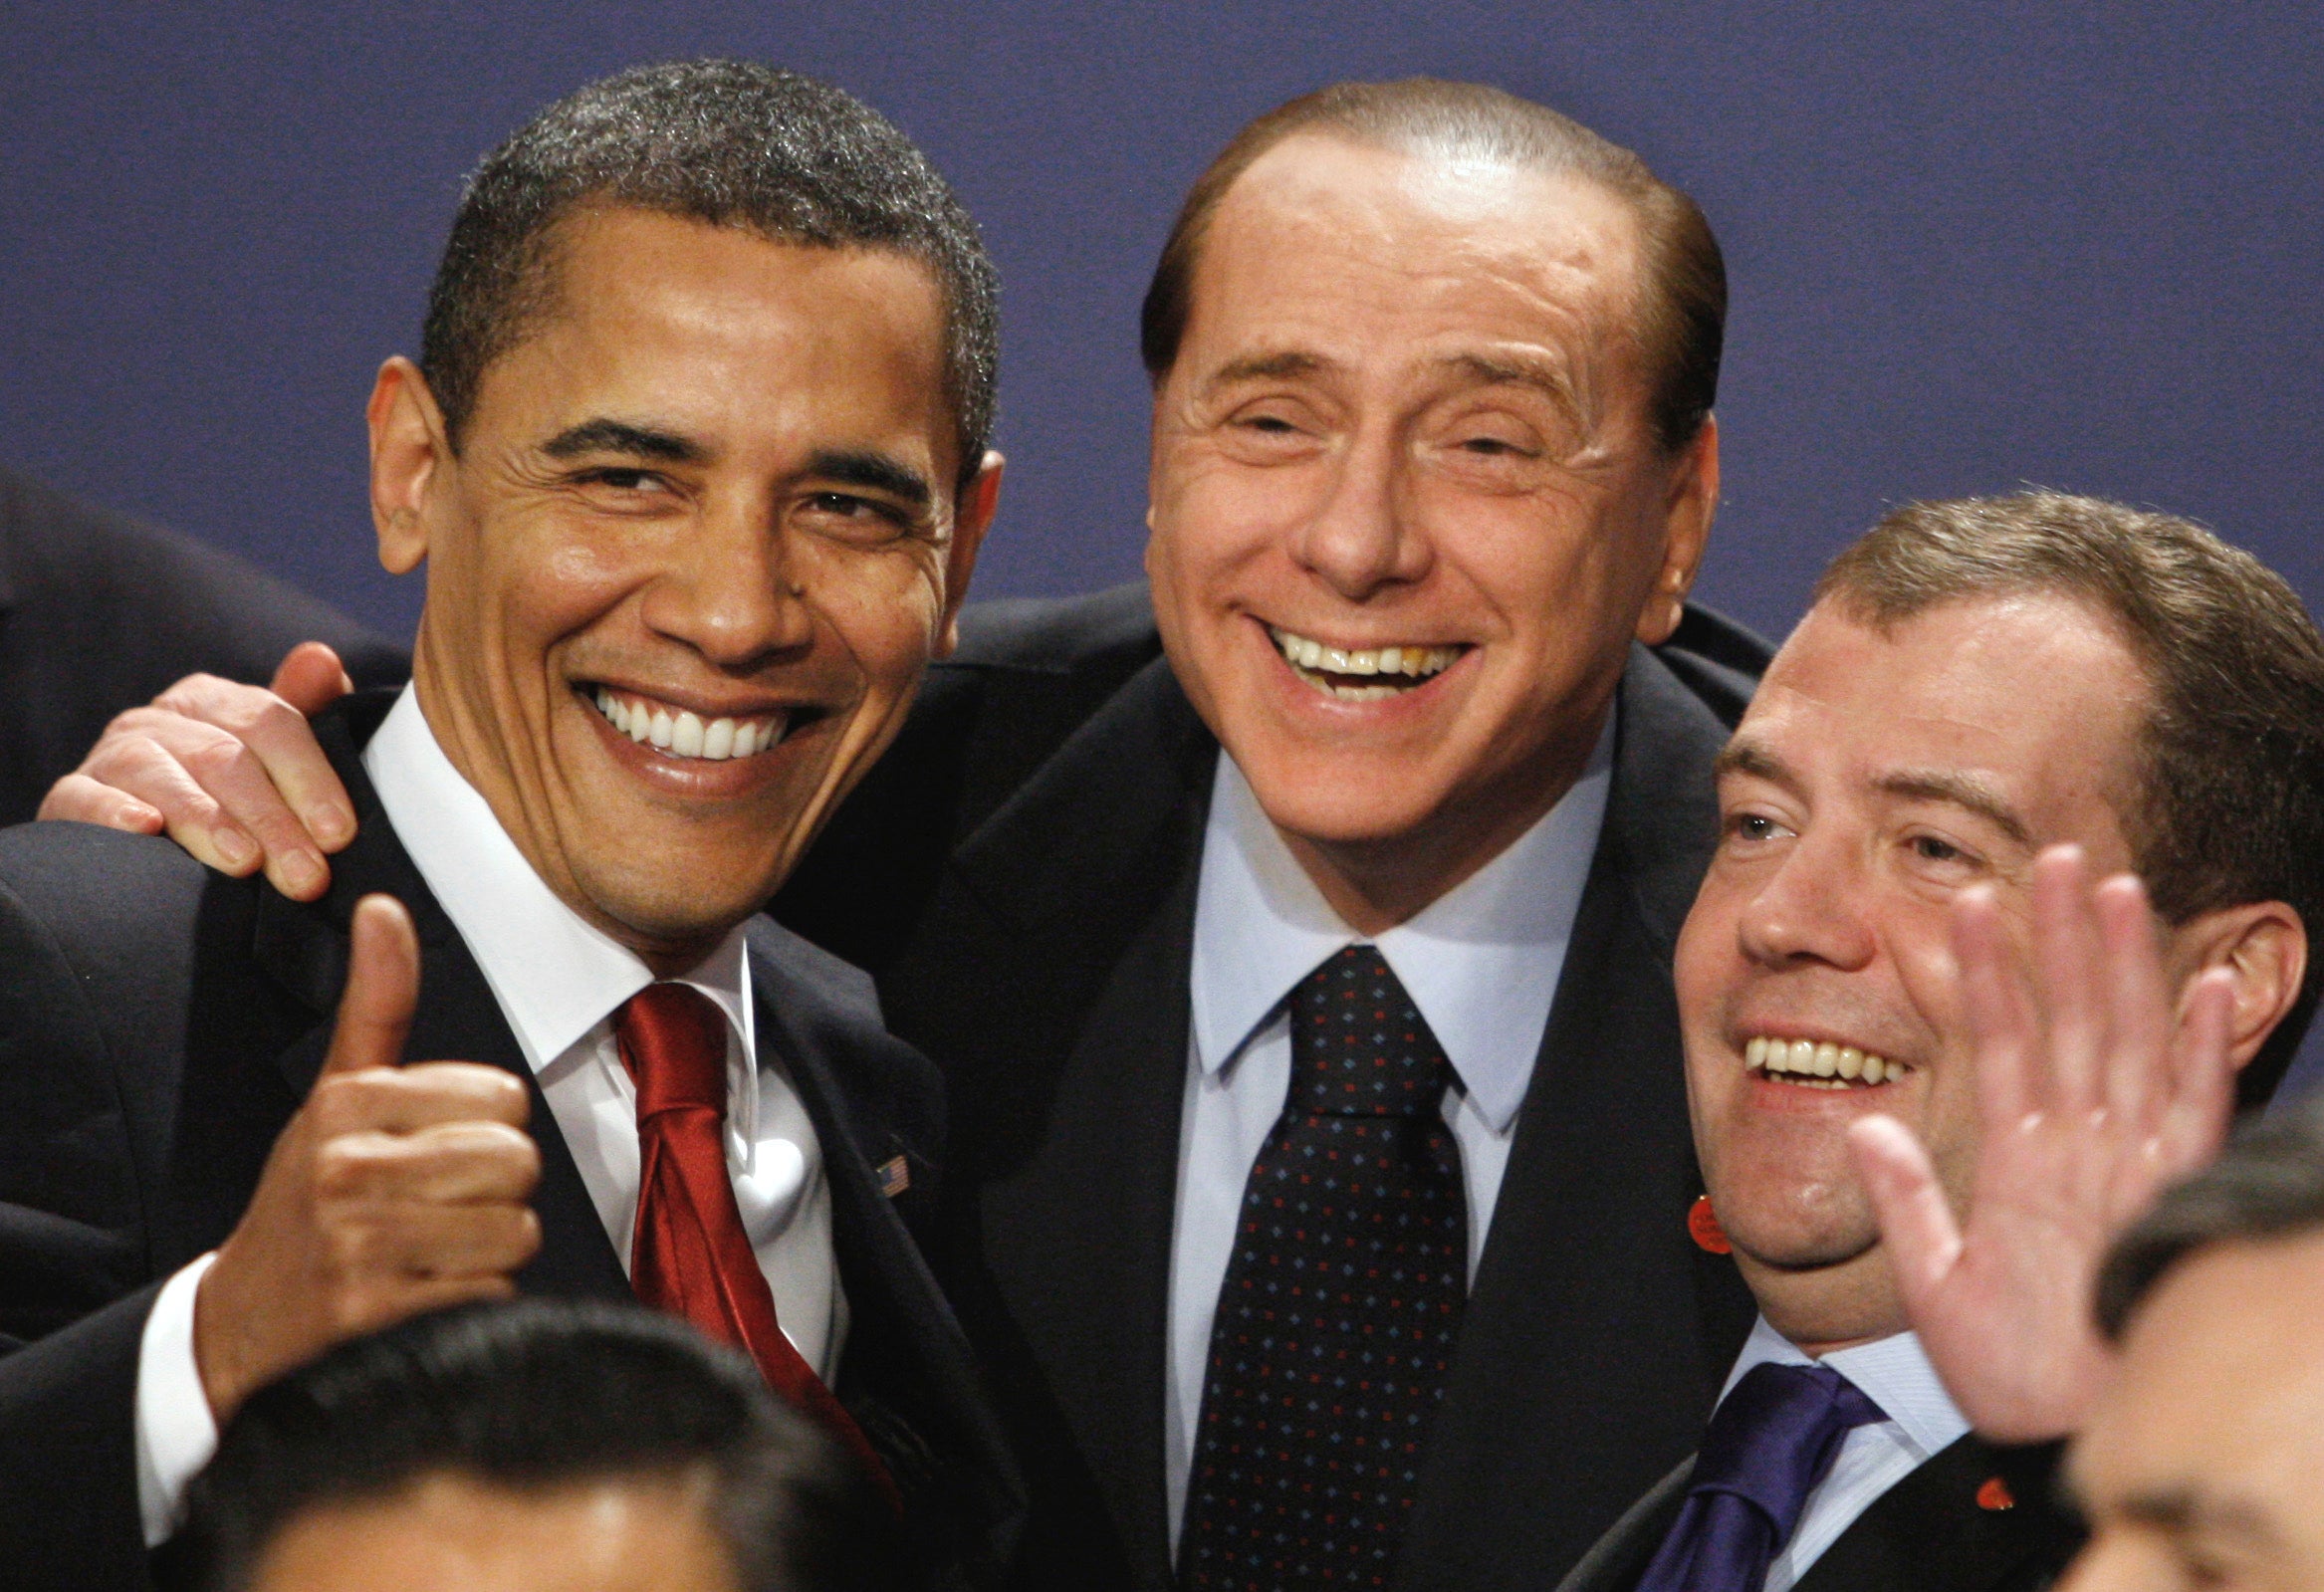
[1559,490,2324,1592]
[2064,1099,2324,1592]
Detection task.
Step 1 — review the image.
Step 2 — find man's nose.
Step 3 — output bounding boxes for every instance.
[638,498,814,667]
[1736,829,1878,972]
[1287,424,1431,601]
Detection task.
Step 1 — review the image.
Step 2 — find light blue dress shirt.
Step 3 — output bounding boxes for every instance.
[1720,1317,1973,1590]
[1164,715,1616,1546]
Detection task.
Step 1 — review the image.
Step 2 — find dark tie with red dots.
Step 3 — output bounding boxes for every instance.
[1178,945,1469,1591]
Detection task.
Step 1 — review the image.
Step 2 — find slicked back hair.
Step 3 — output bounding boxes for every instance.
[2097,1096,2324,1339]
[1815,490,2324,1103]
[420,59,998,488]
[177,1300,902,1592]
[1137,78,1725,455]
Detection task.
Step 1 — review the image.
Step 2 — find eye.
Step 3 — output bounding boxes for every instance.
[1725,810,1793,845]
[575,467,675,495]
[802,492,915,541]
[1911,834,1963,863]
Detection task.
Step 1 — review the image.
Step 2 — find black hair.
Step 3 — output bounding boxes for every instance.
[176,1299,901,1592]
[2097,1098,2324,1340]
[420,59,998,487]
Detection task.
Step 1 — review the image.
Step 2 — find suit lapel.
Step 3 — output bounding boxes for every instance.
[1396,648,1759,1592]
[1791,1435,2081,1592]
[248,692,629,1305]
[746,923,1028,1576]
[889,655,1215,1588]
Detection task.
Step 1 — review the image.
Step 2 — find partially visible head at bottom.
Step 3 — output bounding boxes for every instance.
[2066,1100,2324,1592]
[178,1299,900,1592]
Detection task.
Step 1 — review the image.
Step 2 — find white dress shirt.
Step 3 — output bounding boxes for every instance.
[132,685,845,1542]
[1165,715,1615,1545]
[1718,1317,1973,1590]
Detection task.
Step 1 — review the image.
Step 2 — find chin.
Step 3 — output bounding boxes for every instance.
[573,856,778,960]
[1713,1171,1877,1272]
[1236,749,1457,846]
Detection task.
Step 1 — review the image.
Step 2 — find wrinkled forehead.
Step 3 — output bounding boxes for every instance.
[1194,134,1652,366]
[1737,593,2153,818]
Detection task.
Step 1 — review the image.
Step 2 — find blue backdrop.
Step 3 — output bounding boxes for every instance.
[3,2,2316,642]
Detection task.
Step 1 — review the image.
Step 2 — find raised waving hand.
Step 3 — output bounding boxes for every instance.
[1847,845,2238,1442]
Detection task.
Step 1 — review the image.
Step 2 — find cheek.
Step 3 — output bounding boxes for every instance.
[812,549,946,704]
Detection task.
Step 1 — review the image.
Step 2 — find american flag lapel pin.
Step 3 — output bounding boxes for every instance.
[878,1155,911,1199]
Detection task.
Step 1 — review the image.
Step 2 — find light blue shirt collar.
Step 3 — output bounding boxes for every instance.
[1721,1315,1972,1462]
[1188,713,1614,1134]
[360,685,754,1087]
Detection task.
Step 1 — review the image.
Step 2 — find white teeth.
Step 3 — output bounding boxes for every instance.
[587,690,784,762]
[1745,1034,1906,1086]
[1268,626,1462,698]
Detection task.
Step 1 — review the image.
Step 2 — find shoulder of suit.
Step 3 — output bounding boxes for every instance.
[0,465,408,682]
[942,581,1161,679]
[0,820,229,961]
[1646,602,1774,730]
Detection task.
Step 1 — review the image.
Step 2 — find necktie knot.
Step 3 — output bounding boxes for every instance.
[1634,1361,1889,1592]
[616,982,730,1119]
[1287,945,1455,1117]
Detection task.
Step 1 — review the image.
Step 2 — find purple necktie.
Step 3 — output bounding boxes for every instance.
[1634,1362,1888,1592]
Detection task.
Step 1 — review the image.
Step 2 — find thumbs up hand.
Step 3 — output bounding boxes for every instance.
[191,895,542,1421]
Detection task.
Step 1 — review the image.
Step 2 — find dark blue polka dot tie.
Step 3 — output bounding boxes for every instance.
[1179,945,1469,1590]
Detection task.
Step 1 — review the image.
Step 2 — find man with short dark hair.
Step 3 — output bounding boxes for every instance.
[180,1298,900,1592]
[1556,491,2323,1592]
[0,60,1017,1589]
[2064,1101,2324,1592]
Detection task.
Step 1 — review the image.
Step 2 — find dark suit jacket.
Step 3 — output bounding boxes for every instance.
[0,692,1020,1591]
[773,584,1771,1590]
[1553,1434,2084,1592]
[0,467,408,826]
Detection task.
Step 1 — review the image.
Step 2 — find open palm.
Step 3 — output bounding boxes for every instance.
[1848,846,2235,1442]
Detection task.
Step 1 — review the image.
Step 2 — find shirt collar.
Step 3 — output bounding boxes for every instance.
[1189,710,1614,1133]
[1720,1316,1972,1461]
[361,685,754,1077]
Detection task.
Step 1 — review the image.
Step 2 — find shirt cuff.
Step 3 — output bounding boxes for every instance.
[134,1252,221,1548]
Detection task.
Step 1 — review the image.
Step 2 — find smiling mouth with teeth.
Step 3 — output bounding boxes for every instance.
[1269,624,1467,701]
[1744,1035,1913,1090]
[586,687,791,762]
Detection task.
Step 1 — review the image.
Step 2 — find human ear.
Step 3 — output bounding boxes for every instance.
[366,356,454,576]
[2174,900,2309,1070]
[1635,414,1720,648]
[933,450,1003,660]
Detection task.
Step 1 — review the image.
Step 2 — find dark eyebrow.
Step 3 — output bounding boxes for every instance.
[2117,1486,2282,1549]
[1716,740,2034,848]
[806,449,932,512]
[540,419,704,463]
[1439,351,1585,424]
[1876,770,2032,848]
[1200,349,1329,395]
[1713,738,1789,786]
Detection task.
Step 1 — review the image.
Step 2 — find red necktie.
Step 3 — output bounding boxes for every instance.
[616,982,893,1498]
